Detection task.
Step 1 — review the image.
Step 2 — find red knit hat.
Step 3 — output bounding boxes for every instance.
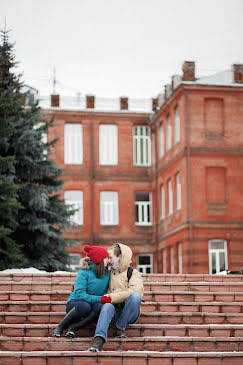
[83,245,109,264]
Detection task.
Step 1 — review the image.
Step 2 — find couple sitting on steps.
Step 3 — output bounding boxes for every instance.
[53,243,144,352]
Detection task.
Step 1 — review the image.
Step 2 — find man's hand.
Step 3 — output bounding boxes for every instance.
[101,296,112,304]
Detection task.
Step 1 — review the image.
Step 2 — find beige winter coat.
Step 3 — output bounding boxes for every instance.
[107,243,144,304]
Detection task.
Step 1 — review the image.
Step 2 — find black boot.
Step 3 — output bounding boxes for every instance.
[88,336,105,352]
[53,307,81,337]
[65,310,97,338]
[113,327,126,338]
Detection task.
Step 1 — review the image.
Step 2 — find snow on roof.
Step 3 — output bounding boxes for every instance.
[183,68,243,87]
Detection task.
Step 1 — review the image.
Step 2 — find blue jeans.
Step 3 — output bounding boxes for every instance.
[66,299,103,319]
[94,292,142,342]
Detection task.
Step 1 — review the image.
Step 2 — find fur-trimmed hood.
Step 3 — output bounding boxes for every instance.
[79,257,91,270]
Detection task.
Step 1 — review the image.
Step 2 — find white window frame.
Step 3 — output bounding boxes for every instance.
[99,124,118,165]
[174,106,180,144]
[178,243,182,274]
[170,247,175,274]
[176,173,181,211]
[137,254,153,274]
[161,184,165,220]
[64,190,83,226]
[159,123,164,158]
[162,249,167,274]
[135,192,152,226]
[64,123,83,164]
[209,239,228,274]
[100,191,119,225]
[133,126,151,166]
[168,179,173,216]
[166,115,172,152]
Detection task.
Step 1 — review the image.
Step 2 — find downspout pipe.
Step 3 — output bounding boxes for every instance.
[154,121,159,273]
[90,121,95,245]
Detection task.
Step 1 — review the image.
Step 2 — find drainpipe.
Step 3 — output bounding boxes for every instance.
[185,90,193,273]
[154,121,159,273]
[90,121,95,245]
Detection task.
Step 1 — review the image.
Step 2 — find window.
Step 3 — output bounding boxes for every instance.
[64,123,83,164]
[176,173,181,211]
[67,253,81,272]
[168,179,173,216]
[135,192,152,225]
[99,125,118,165]
[100,191,118,225]
[64,190,83,225]
[166,115,172,151]
[174,106,180,144]
[133,126,151,166]
[162,249,167,274]
[170,247,175,273]
[137,255,152,274]
[161,184,165,220]
[159,123,164,158]
[209,240,228,274]
[178,243,182,274]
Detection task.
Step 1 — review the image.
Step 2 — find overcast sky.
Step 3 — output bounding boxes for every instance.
[1,0,243,98]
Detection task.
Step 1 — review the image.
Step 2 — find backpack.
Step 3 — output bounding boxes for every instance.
[127,267,133,283]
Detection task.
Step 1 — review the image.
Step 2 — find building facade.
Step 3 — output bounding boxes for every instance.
[41,62,243,274]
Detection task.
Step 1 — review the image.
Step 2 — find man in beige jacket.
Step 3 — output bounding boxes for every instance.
[89,243,144,352]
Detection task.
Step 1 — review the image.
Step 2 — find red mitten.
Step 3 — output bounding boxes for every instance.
[101,296,111,304]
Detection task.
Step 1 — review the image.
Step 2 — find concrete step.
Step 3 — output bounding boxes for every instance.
[1,311,243,325]
[1,273,243,283]
[1,290,243,302]
[0,350,243,365]
[1,300,243,314]
[1,336,243,352]
[1,280,243,292]
[1,323,243,338]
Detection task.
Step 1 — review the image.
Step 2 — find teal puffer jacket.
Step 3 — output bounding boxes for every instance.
[67,258,110,304]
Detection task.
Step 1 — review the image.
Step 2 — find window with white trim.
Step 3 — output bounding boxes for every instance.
[170,247,175,274]
[100,191,118,225]
[176,173,181,211]
[161,184,165,220]
[159,123,164,158]
[178,243,182,274]
[99,125,118,165]
[174,106,180,144]
[168,179,173,216]
[133,126,151,166]
[162,249,167,274]
[209,240,228,274]
[64,123,83,164]
[137,254,152,274]
[64,190,83,225]
[166,115,172,151]
[135,192,152,225]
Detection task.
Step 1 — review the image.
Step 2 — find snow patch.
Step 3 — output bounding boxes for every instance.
[1,267,71,274]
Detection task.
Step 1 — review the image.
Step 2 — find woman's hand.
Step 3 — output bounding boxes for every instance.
[101,296,112,304]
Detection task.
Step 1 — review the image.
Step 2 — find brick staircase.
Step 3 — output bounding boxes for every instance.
[1,273,243,364]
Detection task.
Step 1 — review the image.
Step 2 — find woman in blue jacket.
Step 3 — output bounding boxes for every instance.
[53,245,111,338]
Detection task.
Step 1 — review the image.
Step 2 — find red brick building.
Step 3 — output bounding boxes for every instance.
[41,62,243,274]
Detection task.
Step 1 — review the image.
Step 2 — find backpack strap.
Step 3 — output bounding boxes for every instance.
[127,267,134,283]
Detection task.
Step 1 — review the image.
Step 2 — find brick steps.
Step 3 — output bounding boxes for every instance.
[1,300,243,313]
[2,311,243,325]
[2,335,243,352]
[2,281,243,292]
[1,323,243,338]
[1,351,243,365]
[2,290,243,302]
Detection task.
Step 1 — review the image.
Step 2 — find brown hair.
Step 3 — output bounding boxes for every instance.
[95,260,106,278]
[109,243,122,257]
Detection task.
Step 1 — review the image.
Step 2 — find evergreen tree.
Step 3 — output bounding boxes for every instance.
[0,29,26,269]
[0,29,73,271]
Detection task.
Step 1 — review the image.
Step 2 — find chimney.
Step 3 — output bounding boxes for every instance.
[233,64,243,84]
[182,61,196,81]
[164,84,172,99]
[152,97,158,112]
[86,95,95,108]
[120,97,128,110]
[172,75,182,90]
[51,94,60,107]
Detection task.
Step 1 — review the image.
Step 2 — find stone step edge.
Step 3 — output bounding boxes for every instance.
[2,280,243,285]
[2,290,243,295]
[1,350,243,358]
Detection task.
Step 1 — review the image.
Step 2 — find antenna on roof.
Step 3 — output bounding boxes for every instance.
[52,66,57,94]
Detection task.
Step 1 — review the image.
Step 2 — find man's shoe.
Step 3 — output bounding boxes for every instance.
[88,336,105,352]
[113,327,126,338]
